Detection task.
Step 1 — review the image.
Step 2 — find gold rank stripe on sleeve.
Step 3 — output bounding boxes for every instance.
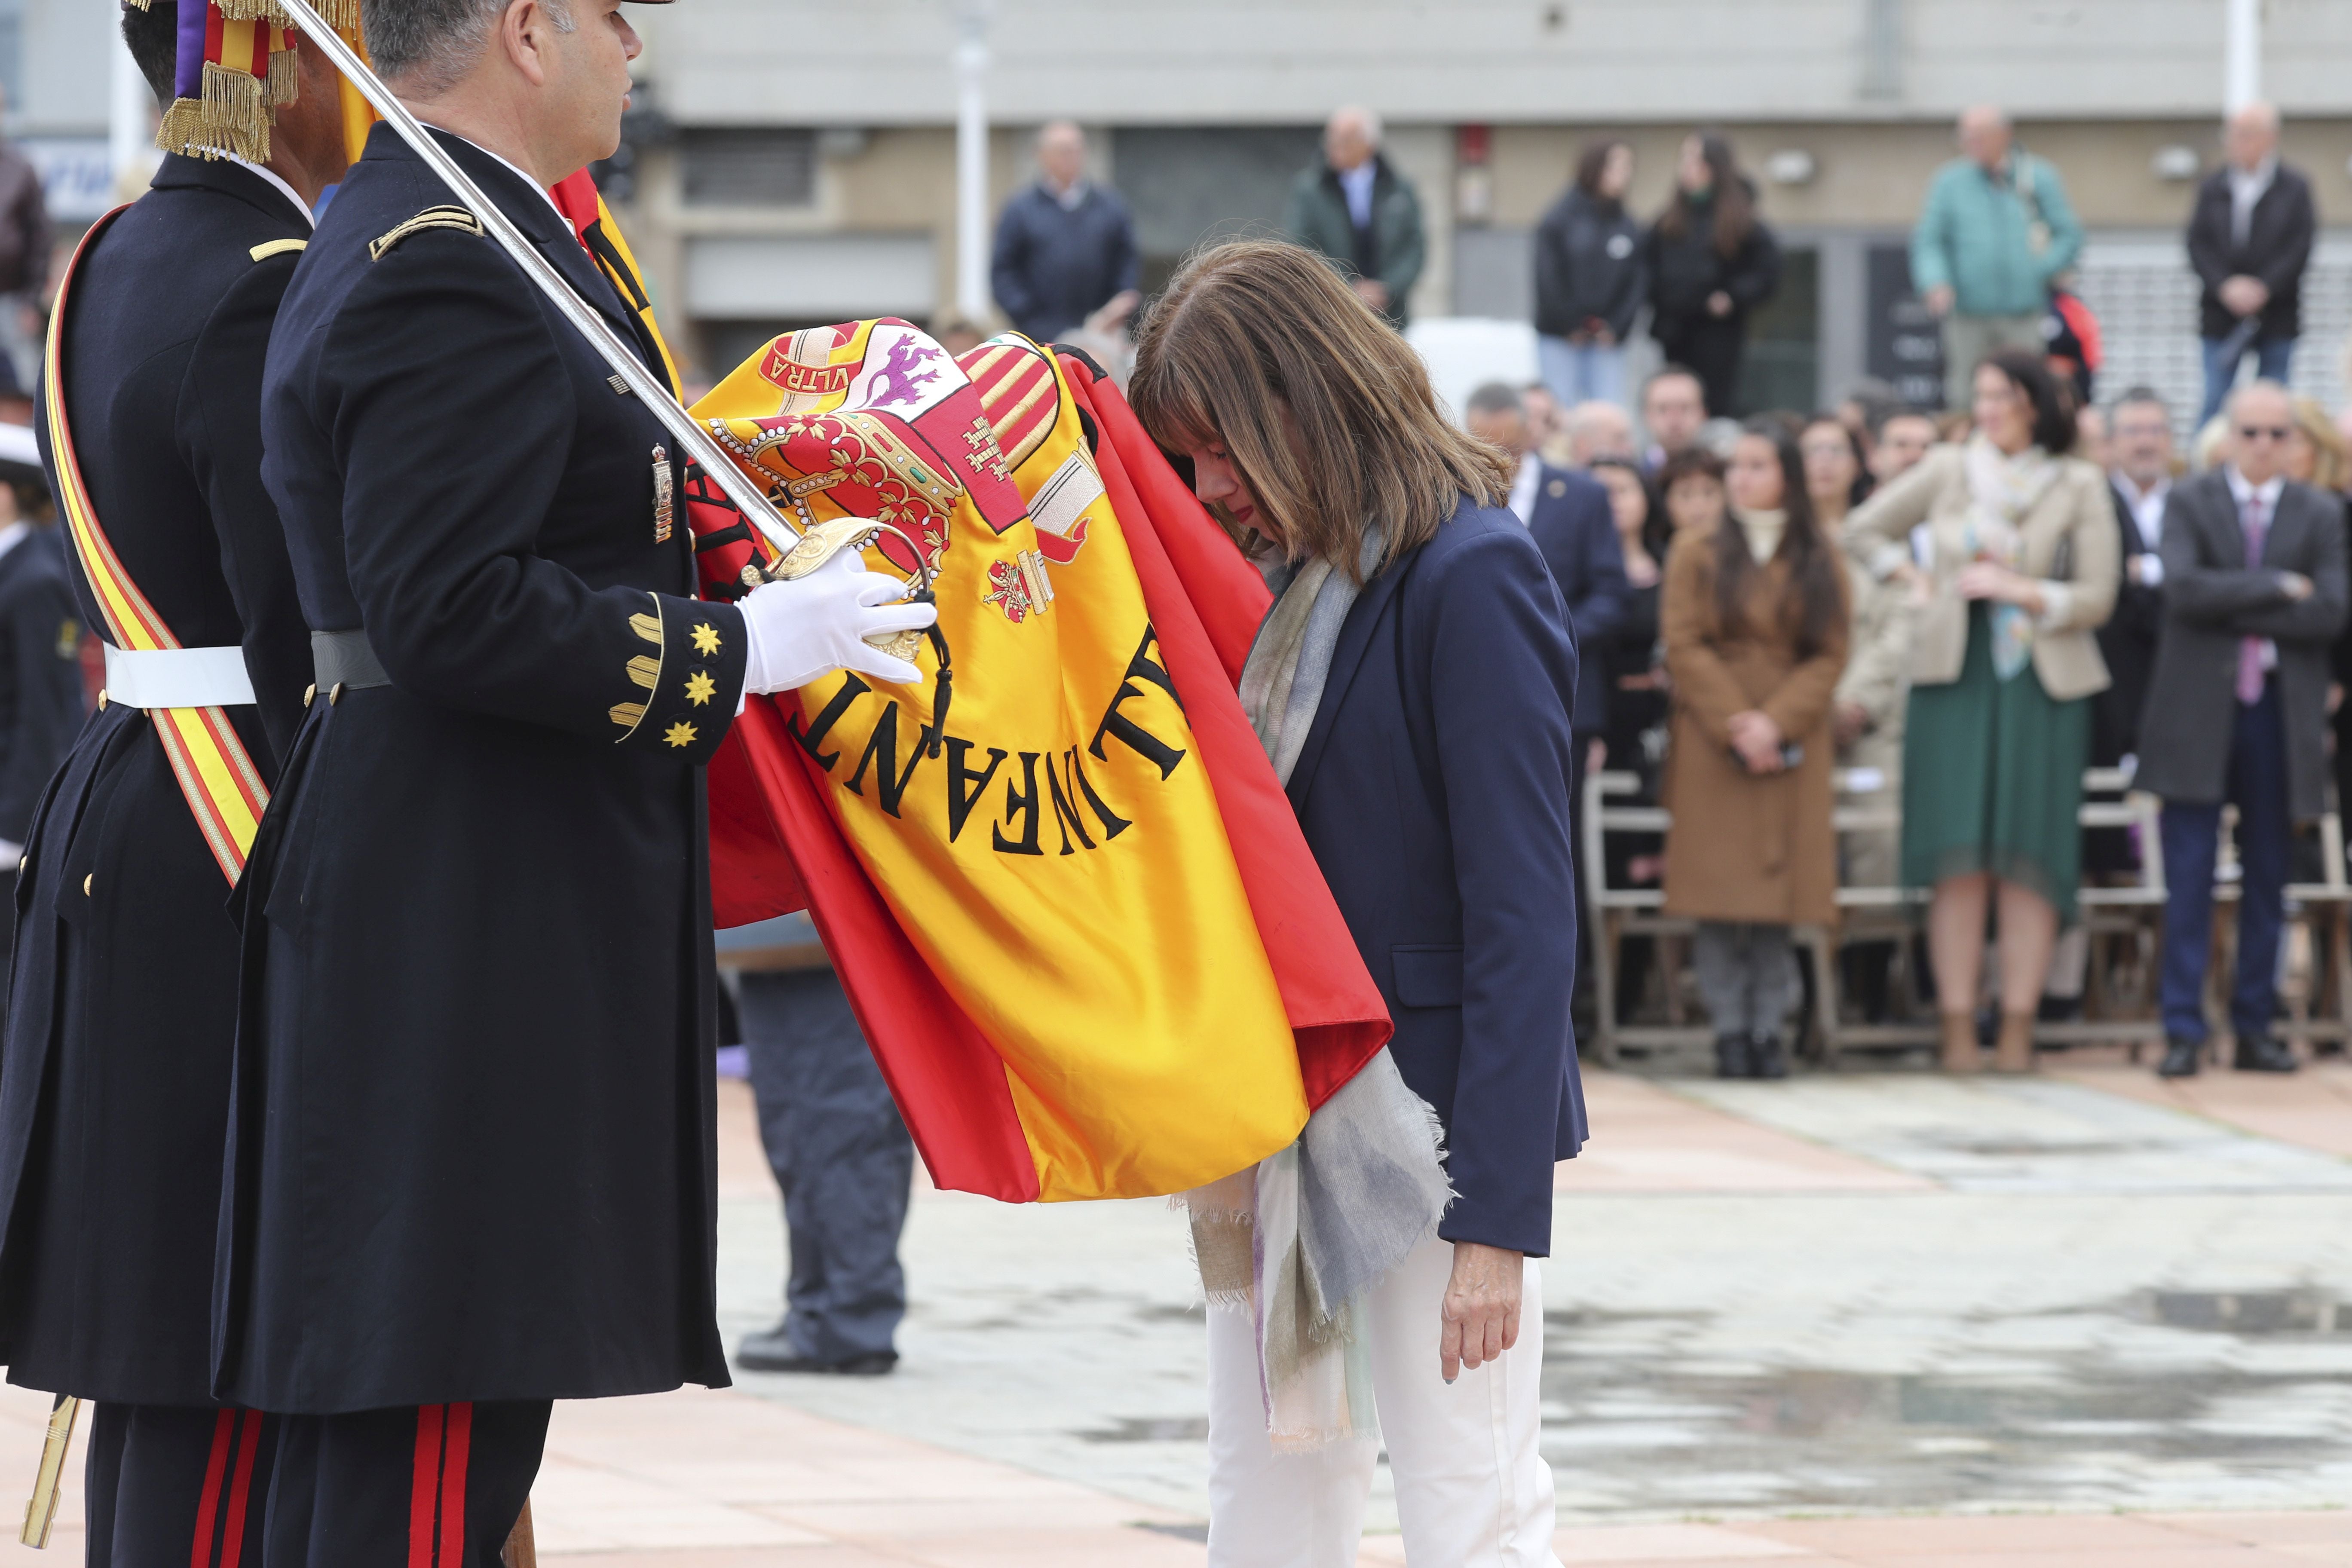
[609,606,664,734]
[42,208,269,884]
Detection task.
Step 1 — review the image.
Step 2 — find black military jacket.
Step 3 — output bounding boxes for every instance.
[216,125,748,1412]
[0,156,315,1407]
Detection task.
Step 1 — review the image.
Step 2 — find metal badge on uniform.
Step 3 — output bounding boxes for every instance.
[651,445,674,543]
[1547,478,1567,499]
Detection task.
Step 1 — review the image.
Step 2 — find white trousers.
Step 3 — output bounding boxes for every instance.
[1205,1232,1562,1568]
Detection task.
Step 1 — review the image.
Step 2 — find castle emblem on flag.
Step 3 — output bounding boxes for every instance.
[982,550,1056,624]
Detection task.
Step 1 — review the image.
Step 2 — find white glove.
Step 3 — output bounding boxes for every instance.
[737,548,938,695]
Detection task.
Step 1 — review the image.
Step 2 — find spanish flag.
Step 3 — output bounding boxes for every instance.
[693,324,1390,1203]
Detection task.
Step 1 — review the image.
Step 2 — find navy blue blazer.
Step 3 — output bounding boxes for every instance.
[1522,463,1628,734]
[1288,499,1589,1257]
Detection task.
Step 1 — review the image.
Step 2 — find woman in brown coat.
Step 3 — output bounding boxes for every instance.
[1662,419,1850,1078]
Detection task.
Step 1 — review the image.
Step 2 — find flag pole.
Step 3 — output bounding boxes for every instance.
[273,0,802,549]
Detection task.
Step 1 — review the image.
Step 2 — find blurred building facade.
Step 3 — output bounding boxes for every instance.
[13,1,2352,420]
[619,0,2352,420]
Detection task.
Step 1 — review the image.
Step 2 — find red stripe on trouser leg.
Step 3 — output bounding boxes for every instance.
[190,1409,236,1568]
[408,1406,445,1568]
[217,1412,264,1568]
[437,1404,472,1568]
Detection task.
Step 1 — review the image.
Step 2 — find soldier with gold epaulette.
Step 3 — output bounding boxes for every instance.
[220,1,933,1559]
[0,2,357,1557]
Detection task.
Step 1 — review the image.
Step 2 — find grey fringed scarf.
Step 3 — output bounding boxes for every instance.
[1184,527,1454,1452]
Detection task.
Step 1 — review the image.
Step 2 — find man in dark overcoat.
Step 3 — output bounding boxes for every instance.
[0,5,340,1555]
[2186,102,2315,427]
[2137,381,2347,1079]
[229,1,931,1559]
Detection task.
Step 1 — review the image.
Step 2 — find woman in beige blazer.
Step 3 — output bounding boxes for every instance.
[1843,350,2118,1073]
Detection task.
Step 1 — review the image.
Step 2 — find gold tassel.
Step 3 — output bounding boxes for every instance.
[268,41,298,106]
[200,59,273,162]
[251,0,364,34]
[216,1,365,53]
[213,0,294,24]
[122,0,156,9]
[154,98,217,160]
[156,62,274,163]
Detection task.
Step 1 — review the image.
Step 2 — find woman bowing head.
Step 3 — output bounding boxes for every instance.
[1131,238,1584,1568]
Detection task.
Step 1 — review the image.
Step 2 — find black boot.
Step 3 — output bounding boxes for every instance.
[735,1321,899,1376]
[1749,1029,1790,1080]
[2156,1035,2203,1078]
[2233,1034,2299,1073]
[1714,1032,1755,1079]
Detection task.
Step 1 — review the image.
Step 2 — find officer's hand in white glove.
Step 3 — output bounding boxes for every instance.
[737,548,938,695]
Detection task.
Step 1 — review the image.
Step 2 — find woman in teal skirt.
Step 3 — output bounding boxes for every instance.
[1844,350,2118,1072]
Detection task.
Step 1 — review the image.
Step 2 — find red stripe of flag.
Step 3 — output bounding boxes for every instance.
[721,699,1041,1201]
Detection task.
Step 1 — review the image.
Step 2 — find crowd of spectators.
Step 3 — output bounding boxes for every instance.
[1498,347,2352,1080]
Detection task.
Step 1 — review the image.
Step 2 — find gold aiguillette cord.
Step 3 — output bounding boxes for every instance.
[19,1393,79,1548]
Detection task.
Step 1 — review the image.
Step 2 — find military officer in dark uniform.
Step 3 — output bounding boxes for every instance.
[0,421,86,957]
[229,2,932,1559]
[0,6,346,1560]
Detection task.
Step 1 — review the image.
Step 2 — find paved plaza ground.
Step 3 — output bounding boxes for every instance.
[7,1052,2352,1564]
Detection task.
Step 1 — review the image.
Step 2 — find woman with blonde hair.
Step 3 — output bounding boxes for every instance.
[1844,349,2118,1072]
[2293,394,2352,846]
[1130,238,1584,1568]
[2286,393,2350,493]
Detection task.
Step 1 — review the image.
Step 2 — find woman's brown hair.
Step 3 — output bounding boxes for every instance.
[1128,239,1512,582]
[1709,419,1846,661]
[1574,137,1629,202]
[1655,131,1755,258]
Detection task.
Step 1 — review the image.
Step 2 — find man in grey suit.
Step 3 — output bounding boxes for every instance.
[2137,382,2348,1078]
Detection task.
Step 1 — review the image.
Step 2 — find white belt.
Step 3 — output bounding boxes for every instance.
[101,643,256,710]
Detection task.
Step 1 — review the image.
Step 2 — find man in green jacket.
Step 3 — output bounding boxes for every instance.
[1910,106,2083,410]
[1282,106,1426,328]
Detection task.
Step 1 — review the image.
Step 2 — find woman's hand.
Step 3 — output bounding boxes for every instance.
[1834,699,1871,750]
[1440,1241,1525,1381]
[1727,709,1785,773]
[1955,561,2044,614]
[1706,290,1734,318]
